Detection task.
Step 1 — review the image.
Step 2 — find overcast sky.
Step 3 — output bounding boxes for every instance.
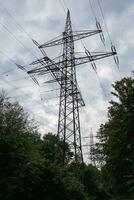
[0,0,133,160]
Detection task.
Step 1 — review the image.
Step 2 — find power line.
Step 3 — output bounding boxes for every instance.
[0,21,38,61]
[0,3,43,61]
[58,0,111,104]
[9,90,53,114]
[0,4,43,75]
[87,0,121,82]
[37,85,58,114]
[0,49,38,77]
[96,0,112,44]
[71,0,112,100]
[0,4,33,41]
[0,78,44,111]
[0,50,16,65]
[58,0,86,51]
[0,51,20,75]
[88,0,112,47]
[4,84,59,92]
[20,106,48,128]
[9,88,59,116]
[58,0,67,14]
[0,72,54,114]
[0,75,35,84]
[95,71,109,101]
[0,4,59,133]
[88,0,97,21]
[96,0,121,79]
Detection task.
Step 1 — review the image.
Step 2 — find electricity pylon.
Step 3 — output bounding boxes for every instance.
[82,128,96,165]
[17,10,118,164]
[89,128,95,165]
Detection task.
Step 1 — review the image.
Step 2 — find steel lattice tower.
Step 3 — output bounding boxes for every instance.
[17,10,118,164]
[58,11,83,163]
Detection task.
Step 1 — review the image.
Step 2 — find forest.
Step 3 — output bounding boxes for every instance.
[0,76,134,200]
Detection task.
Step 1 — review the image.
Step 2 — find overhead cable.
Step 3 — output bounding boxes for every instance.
[0,21,38,60]
[96,0,112,44]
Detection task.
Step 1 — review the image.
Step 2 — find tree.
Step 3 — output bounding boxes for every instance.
[69,163,109,200]
[41,133,73,164]
[93,77,134,199]
[0,91,89,200]
[0,91,43,199]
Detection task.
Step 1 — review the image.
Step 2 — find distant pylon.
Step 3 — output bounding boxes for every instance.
[89,128,95,165]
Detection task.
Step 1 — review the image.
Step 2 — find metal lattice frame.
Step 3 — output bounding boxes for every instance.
[57,11,83,163]
[17,10,118,164]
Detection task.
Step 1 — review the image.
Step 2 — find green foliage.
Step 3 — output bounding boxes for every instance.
[41,133,73,164]
[69,163,109,200]
[0,92,43,199]
[94,77,134,199]
[0,91,91,200]
[2,75,133,200]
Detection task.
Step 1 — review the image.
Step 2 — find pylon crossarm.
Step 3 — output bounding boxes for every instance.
[28,56,85,107]
[30,57,46,65]
[39,30,102,48]
[39,34,62,48]
[28,57,62,87]
[30,57,59,67]
[74,51,116,66]
[29,51,116,73]
[72,29,102,42]
[49,51,116,67]
[28,59,68,86]
[28,65,59,74]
